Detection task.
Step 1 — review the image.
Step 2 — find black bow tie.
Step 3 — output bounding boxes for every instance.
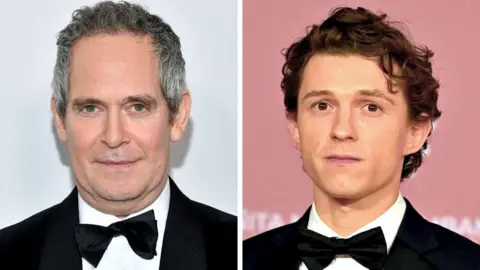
[297,226,387,270]
[74,209,158,268]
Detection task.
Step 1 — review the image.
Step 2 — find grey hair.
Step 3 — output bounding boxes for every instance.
[52,1,186,119]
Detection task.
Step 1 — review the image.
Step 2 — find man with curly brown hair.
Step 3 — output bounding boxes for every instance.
[244,6,480,270]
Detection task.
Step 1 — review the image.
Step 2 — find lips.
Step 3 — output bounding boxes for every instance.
[324,155,362,165]
[98,160,136,165]
[96,160,138,169]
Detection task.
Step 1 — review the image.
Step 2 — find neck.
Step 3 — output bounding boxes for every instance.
[312,179,400,237]
[78,174,168,219]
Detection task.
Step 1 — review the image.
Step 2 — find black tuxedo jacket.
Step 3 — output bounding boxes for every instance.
[0,179,237,270]
[244,198,480,270]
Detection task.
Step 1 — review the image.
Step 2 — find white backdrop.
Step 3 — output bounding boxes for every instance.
[0,0,238,229]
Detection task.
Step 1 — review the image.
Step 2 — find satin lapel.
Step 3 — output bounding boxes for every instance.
[159,179,207,270]
[383,238,437,270]
[266,206,312,270]
[38,188,82,270]
[395,199,438,252]
[389,199,439,270]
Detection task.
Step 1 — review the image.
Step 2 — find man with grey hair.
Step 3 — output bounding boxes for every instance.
[0,1,236,269]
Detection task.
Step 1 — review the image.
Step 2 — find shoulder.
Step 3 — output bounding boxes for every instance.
[428,221,480,267]
[243,223,297,266]
[244,222,296,250]
[190,200,236,235]
[430,221,480,249]
[0,204,59,244]
[409,218,480,269]
[189,200,237,267]
[169,179,236,230]
[192,201,237,229]
[0,204,59,260]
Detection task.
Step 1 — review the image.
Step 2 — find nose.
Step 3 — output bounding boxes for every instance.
[330,107,357,142]
[101,110,129,148]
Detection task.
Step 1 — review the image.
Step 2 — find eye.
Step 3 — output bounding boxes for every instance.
[361,103,383,114]
[315,102,330,111]
[82,105,97,113]
[366,104,379,112]
[132,104,146,112]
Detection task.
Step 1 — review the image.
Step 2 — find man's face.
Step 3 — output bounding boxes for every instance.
[53,33,190,207]
[288,54,430,200]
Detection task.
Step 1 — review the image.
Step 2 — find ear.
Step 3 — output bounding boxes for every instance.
[403,120,432,156]
[287,113,301,150]
[170,89,191,142]
[51,97,67,142]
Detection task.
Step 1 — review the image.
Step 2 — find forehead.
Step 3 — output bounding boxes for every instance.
[300,54,396,95]
[68,33,160,99]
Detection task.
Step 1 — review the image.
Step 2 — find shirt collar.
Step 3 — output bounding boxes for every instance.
[307,193,406,252]
[78,179,170,228]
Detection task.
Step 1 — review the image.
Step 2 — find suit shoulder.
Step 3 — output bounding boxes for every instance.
[244,223,297,255]
[190,200,237,267]
[0,203,59,250]
[427,221,480,268]
[190,200,236,228]
[243,224,298,270]
[429,221,480,251]
[189,200,237,245]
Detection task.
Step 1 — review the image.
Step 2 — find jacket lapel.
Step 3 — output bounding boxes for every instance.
[37,188,82,270]
[384,198,439,270]
[395,199,438,253]
[384,239,437,270]
[159,178,207,270]
[259,207,311,270]
[265,202,440,270]
[263,227,301,270]
[293,201,439,270]
[34,178,217,270]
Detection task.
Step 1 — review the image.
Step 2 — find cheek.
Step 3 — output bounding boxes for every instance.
[297,115,331,155]
[129,118,171,159]
[65,120,99,158]
[358,118,406,160]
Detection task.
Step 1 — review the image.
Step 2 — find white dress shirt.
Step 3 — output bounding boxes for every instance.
[78,180,170,270]
[299,193,407,270]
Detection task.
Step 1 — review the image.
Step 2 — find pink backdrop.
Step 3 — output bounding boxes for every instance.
[243,0,480,243]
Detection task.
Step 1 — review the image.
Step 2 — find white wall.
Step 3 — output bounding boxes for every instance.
[0,0,238,229]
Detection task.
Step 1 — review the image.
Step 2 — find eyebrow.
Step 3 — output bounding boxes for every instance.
[120,94,158,108]
[356,89,396,105]
[71,94,158,109]
[302,89,396,105]
[71,97,105,109]
[301,90,334,101]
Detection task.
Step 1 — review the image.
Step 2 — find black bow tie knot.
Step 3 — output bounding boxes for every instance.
[297,226,388,270]
[74,210,159,268]
[329,238,349,254]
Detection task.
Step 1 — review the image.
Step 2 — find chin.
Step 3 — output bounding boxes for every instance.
[314,173,371,200]
[325,188,367,201]
[92,181,147,202]
[101,189,139,201]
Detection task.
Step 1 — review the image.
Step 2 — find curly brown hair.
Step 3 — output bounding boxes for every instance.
[281,6,441,180]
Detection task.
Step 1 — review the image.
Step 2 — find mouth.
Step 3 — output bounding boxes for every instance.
[96,160,139,169]
[324,155,362,165]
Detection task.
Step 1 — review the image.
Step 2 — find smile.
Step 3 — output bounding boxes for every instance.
[96,160,138,170]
